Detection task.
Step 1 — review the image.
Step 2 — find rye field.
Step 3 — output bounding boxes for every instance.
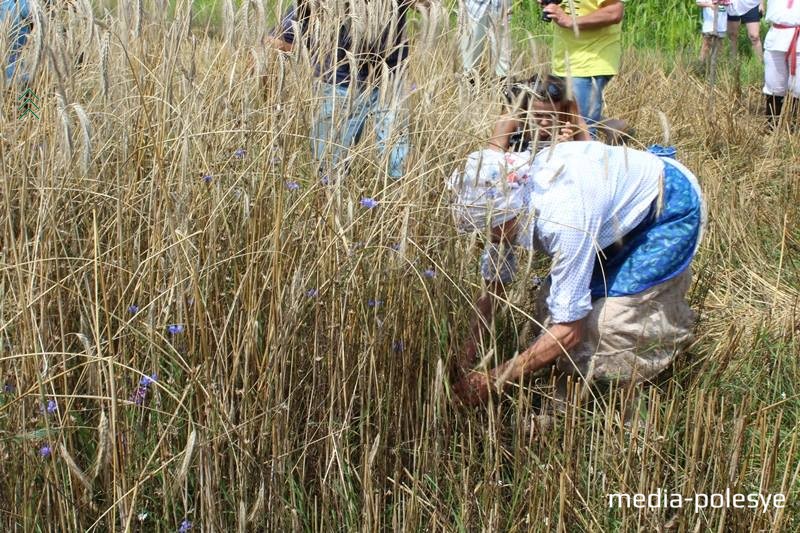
[1,1,799,531]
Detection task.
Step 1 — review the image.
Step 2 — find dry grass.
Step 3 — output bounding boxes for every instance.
[1,1,799,531]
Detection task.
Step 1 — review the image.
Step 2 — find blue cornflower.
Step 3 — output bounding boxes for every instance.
[128,304,139,314]
[286,181,300,191]
[39,445,51,458]
[132,373,157,406]
[306,288,319,298]
[367,299,383,308]
[202,174,213,184]
[392,340,404,353]
[360,197,379,209]
[46,399,57,414]
[167,324,185,335]
[131,388,146,406]
[233,148,246,159]
[423,269,436,279]
[178,519,193,532]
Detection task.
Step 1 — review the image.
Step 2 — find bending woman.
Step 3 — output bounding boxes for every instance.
[448,79,705,411]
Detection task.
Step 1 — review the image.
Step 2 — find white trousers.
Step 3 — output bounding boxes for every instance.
[763,26,800,99]
[459,6,510,77]
[764,49,800,97]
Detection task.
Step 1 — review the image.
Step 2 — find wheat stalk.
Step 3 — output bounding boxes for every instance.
[71,102,92,175]
[27,0,46,80]
[99,31,110,99]
[55,92,74,162]
[251,0,266,47]
[132,0,142,38]
[247,482,265,523]
[222,0,235,48]
[76,0,95,46]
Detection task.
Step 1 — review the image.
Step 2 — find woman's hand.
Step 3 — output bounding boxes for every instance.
[556,121,581,142]
[453,371,492,407]
[558,121,591,142]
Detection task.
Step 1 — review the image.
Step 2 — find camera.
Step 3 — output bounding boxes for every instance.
[541,0,563,22]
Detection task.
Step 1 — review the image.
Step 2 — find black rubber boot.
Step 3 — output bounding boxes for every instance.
[766,94,784,130]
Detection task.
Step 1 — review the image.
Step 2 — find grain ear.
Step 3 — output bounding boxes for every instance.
[56,92,74,162]
[90,411,110,481]
[71,102,92,176]
[99,31,110,99]
[59,442,92,493]
[174,428,197,491]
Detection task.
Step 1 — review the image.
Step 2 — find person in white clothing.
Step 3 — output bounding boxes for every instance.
[698,0,729,62]
[763,0,800,129]
[460,0,511,80]
[447,93,705,409]
[727,0,765,60]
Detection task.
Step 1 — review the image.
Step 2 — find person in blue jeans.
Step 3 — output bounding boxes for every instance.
[2,0,32,83]
[269,1,420,180]
[568,76,612,135]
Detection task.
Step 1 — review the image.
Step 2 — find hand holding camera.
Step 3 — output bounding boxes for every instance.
[540,0,563,23]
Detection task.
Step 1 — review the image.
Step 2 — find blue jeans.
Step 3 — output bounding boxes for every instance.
[2,0,31,82]
[312,82,409,179]
[567,75,612,137]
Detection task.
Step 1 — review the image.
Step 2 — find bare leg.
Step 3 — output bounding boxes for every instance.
[728,19,740,59]
[746,21,763,61]
[700,34,711,62]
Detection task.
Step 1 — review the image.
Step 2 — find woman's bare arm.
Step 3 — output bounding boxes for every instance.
[488,115,523,152]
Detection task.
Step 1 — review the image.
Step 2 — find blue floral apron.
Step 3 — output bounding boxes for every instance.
[589,160,702,299]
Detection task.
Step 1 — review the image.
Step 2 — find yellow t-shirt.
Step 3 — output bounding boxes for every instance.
[551,0,623,77]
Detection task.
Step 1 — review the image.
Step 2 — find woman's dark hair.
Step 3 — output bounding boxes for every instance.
[502,74,568,112]
[503,75,573,151]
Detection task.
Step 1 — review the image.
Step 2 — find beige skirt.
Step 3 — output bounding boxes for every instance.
[531,269,696,388]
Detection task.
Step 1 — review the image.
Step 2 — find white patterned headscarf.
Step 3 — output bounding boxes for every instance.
[448,149,534,232]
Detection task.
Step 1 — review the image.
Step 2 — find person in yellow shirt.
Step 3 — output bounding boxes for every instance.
[540,0,625,137]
